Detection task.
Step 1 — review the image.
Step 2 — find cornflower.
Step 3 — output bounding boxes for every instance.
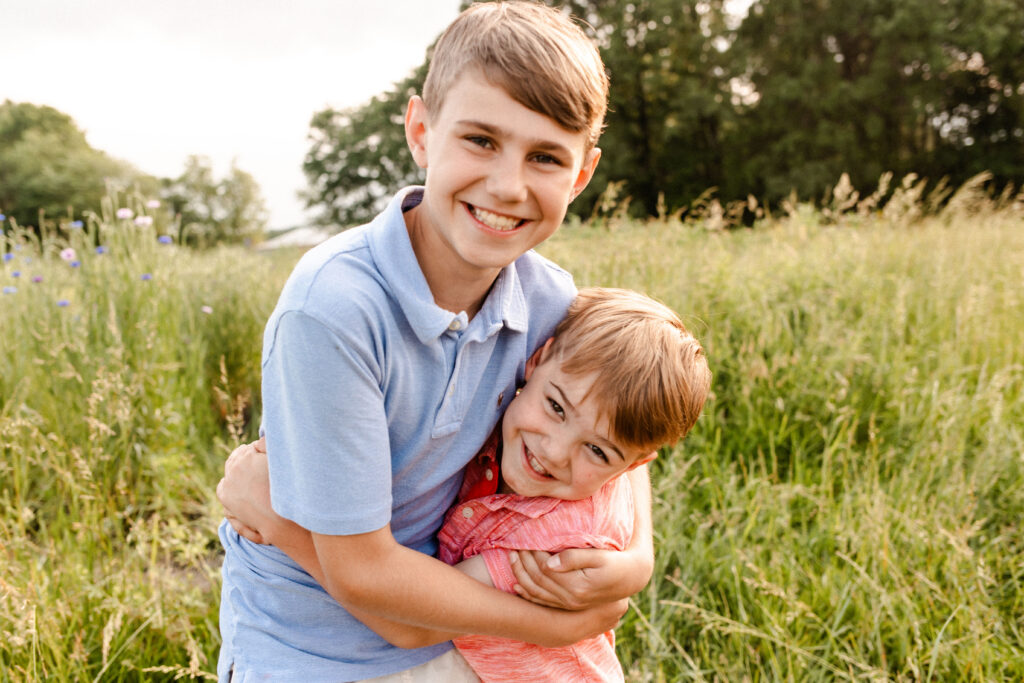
[158,235,172,244]
[96,245,108,255]
[60,248,77,262]
[141,273,152,281]
[3,286,16,294]
[57,299,70,307]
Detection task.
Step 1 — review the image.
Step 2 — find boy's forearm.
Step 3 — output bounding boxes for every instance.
[265,519,459,647]
[313,526,622,648]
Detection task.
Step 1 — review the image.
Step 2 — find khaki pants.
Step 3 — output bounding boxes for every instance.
[360,649,479,682]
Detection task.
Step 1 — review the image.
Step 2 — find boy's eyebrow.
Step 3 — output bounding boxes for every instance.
[551,381,626,462]
[456,120,573,156]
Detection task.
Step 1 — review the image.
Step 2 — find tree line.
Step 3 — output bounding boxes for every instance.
[0,100,267,244]
[302,0,1024,227]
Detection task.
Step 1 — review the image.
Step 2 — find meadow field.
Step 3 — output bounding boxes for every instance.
[1,183,1022,681]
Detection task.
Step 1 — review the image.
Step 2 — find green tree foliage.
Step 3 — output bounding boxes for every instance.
[161,155,269,245]
[301,63,427,228]
[0,100,147,227]
[564,0,737,216]
[732,0,1024,203]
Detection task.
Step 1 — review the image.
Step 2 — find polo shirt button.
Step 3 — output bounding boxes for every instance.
[448,319,462,331]
[484,469,494,481]
[462,507,474,518]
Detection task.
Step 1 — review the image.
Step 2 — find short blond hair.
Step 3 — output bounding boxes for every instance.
[423,1,609,150]
[548,288,711,451]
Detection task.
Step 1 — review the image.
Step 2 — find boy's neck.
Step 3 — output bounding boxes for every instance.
[404,203,499,320]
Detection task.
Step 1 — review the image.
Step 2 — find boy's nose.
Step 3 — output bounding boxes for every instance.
[487,156,528,204]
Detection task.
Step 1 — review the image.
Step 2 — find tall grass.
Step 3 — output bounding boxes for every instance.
[542,196,1024,680]
[1,185,1022,680]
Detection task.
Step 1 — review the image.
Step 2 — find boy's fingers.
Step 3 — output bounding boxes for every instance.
[512,550,588,609]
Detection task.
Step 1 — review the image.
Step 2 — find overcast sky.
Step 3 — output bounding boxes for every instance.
[2,0,464,228]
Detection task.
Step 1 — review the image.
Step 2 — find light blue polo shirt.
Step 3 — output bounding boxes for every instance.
[218,187,576,681]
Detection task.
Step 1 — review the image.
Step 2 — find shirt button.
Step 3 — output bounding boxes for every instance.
[448,319,462,331]
[462,507,474,518]
[484,469,494,481]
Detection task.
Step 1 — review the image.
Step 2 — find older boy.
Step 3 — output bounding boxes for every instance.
[223,288,712,681]
[217,3,653,681]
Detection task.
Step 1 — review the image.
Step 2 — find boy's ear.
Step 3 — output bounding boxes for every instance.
[405,95,429,169]
[627,450,658,471]
[570,147,601,202]
[523,337,555,381]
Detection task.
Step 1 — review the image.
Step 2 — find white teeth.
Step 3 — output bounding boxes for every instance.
[472,206,522,231]
[527,452,549,476]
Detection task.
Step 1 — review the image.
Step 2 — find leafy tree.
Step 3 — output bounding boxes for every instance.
[730,0,1024,203]
[0,100,146,227]
[563,0,737,216]
[161,155,269,245]
[301,63,427,228]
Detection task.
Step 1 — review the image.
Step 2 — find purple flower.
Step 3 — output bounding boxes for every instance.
[116,208,134,220]
[32,276,43,283]
[57,299,70,307]
[95,245,108,255]
[3,253,13,263]
[2,286,16,295]
[11,271,20,278]
[140,273,152,281]
[157,235,172,244]
[0,213,6,221]
[70,260,81,268]
[69,220,84,229]
[60,248,77,262]
[134,216,153,227]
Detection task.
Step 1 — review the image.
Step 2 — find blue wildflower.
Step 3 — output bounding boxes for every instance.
[96,245,108,255]
[2,286,16,295]
[11,271,20,278]
[141,273,152,281]
[2,253,12,263]
[70,260,81,268]
[0,213,6,221]
[69,220,84,229]
[157,235,172,244]
[57,299,70,307]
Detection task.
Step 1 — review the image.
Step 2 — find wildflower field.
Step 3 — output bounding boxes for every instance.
[1,182,1022,681]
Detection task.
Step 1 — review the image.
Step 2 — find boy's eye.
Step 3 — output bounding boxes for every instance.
[587,444,609,463]
[531,153,563,166]
[547,398,565,418]
[466,135,494,149]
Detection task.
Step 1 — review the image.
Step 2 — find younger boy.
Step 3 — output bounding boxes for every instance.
[220,288,712,682]
[217,3,655,681]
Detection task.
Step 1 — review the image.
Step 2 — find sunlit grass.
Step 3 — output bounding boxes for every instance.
[2,187,1022,680]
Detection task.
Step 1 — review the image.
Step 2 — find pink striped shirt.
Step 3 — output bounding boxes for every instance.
[438,429,634,682]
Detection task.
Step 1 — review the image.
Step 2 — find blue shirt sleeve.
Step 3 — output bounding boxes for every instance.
[261,309,393,535]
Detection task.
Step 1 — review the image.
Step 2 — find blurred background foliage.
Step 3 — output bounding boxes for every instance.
[0,101,268,246]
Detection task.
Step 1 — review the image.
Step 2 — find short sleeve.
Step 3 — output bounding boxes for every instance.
[261,310,392,535]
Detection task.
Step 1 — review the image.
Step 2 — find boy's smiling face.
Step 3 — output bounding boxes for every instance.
[404,69,601,289]
[499,340,656,501]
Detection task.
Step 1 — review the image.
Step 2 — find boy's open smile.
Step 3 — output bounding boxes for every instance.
[466,202,529,232]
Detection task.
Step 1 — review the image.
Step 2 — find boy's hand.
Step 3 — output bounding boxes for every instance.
[509,547,649,610]
[218,437,273,544]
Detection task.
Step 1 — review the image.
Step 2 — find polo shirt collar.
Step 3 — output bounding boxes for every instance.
[368,186,529,344]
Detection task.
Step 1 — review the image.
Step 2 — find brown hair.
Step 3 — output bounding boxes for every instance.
[547,288,711,451]
[422,1,609,150]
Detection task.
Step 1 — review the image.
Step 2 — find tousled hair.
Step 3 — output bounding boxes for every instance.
[422,1,608,150]
[548,288,711,451]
